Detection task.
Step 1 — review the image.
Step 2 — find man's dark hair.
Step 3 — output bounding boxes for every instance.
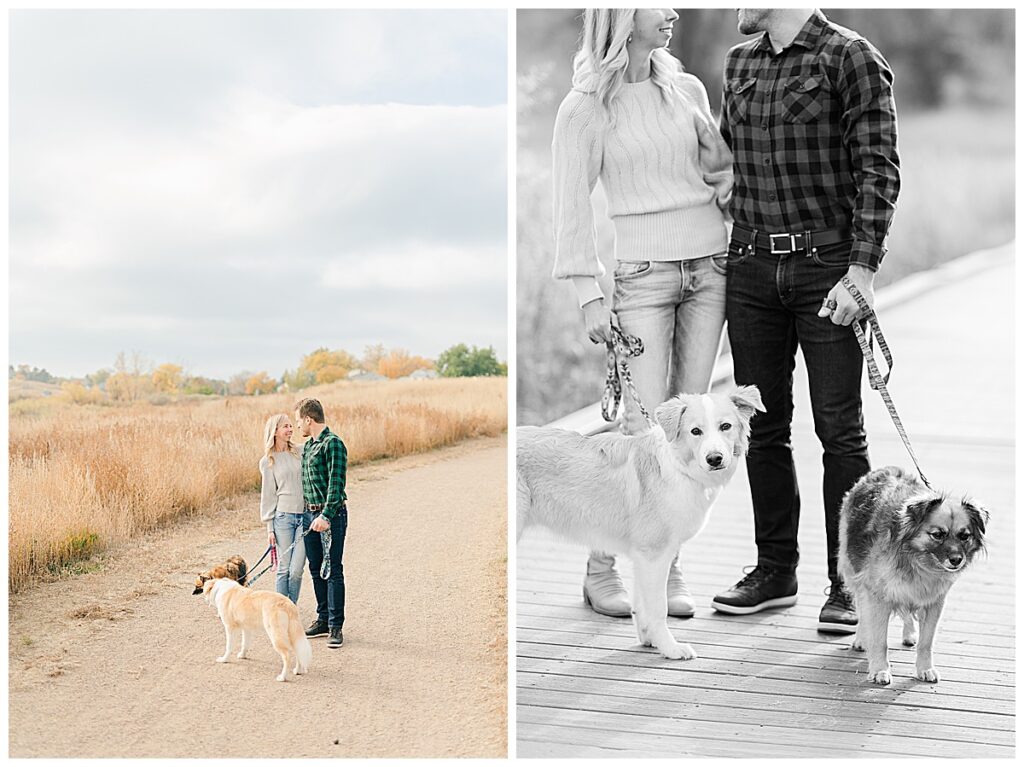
[295,398,326,424]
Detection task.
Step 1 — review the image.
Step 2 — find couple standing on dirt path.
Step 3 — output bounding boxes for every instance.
[259,397,348,648]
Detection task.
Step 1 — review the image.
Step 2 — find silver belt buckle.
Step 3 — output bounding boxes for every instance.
[769,233,797,254]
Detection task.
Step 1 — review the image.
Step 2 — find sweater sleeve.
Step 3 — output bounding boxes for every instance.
[681,73,733,218]
[551,90,606,306]
[258,456,277,532]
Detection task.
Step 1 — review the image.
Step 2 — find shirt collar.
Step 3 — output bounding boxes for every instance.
[756,10,828,53]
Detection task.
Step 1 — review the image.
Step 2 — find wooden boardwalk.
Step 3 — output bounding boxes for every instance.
[516,245,1016,758]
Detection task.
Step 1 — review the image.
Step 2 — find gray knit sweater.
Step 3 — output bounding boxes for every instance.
[552,72,733,306]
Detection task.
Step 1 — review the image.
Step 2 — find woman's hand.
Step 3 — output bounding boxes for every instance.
[582,299,613,344]
[268,531,276,547]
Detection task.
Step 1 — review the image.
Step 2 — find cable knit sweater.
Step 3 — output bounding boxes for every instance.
[551,72,733,306]
[259,451,304,533]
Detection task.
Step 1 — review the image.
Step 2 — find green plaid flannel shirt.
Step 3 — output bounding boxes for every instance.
[301,426,348,520]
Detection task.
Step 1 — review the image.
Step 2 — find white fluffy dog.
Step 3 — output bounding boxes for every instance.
[517,386,763,660]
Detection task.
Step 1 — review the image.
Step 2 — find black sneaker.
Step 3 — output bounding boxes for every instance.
[327,627,344,648]
[305,618,329,638]
[711,565,798,614]
[818,580,858,634]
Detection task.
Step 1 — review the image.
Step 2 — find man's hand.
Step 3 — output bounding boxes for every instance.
[819,264,875,326]
[582,299,613,344]
[310,515,330,533]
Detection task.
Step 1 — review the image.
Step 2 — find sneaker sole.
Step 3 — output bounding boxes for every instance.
[710,594,798,615]
[327,642,344,648]
[583,587,631,618]
[306,630,329,638]
[817,621,858,634]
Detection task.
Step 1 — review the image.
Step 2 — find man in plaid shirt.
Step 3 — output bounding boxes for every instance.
[295,397,349,648]
[711,9,899,633]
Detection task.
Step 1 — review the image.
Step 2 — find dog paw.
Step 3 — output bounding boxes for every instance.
[660,642,697,661]
[216,655,229,663]
[915,666,940,683]
[902,636,917,647]
[867,668,892,685]
[850,639,865,652]
[276,674,287,682]
[236,652,247,660]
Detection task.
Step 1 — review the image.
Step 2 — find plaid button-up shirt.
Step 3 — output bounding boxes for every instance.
[301,426,348,520]
[720,10,900,270]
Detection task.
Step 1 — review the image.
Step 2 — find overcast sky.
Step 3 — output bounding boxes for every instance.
[10,10,507,379]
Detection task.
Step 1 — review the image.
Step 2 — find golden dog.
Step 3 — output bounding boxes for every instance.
[202,578,312,682]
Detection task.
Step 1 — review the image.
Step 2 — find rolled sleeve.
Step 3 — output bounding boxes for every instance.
[322,438,348,520]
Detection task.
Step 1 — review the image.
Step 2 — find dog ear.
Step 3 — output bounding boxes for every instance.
[730,385,765,420]
[962,497,990,538]
[904,494,944,528]
[654,397,687,442]
[192,574,209,595]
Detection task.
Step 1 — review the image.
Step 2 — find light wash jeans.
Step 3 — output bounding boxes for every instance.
[611,255,728,435]
[273,512,310,604]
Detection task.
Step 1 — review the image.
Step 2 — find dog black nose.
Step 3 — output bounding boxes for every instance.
[948,554,963,567]
[706,452,723,468]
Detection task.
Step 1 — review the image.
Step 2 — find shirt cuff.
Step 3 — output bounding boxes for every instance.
[570,275,605,308]
[849,239,885,272]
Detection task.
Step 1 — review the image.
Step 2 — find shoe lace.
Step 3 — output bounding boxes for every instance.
[734,565,776,591]
[823,583,855,610]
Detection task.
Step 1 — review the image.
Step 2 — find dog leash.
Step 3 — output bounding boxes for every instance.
[841,275,932,489]
[601,319,655,428]
[245,530,311,588]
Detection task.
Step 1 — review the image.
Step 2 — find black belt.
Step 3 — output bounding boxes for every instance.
[732,224,850,255]
[307,503,325,512]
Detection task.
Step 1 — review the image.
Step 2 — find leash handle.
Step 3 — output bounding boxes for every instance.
[840,276,931,489]
[601,318,654,427]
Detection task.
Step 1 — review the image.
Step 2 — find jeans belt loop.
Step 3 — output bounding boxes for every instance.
[805,229,815,257]
[748,227,758,257]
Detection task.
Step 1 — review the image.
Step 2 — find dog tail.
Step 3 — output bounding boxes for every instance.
[291,616,312,671]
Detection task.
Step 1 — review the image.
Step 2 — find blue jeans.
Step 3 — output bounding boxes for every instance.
[611,255,727,435]
[304,506,347,628]
[725,237,870,581]
[273,512,310,604]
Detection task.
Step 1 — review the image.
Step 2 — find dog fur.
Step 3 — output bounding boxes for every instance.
[202,578,312,682]
[838,466,988,685]
[517,386,764,659]
[192,555,248,594]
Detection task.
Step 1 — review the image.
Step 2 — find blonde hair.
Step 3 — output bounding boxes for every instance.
[262,413,299,467]
[571,9,694,126]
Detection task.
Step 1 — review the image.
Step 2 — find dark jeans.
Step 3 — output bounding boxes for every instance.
[304,506,347,628]
[725,237,870,582]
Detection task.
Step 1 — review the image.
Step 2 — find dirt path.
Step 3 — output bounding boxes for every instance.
[8,436,507,758]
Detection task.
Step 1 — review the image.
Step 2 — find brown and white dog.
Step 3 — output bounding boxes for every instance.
[202,578,312,682]
[192,555,248,595]
[517,386,764,660]
[839,466,988,685]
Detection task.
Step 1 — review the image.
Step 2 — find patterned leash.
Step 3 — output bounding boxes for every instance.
[600,319,655,428]
[841,275,932,490]
[245,530,312,588]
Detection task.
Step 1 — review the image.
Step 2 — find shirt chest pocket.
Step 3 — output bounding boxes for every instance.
[727,77,756,123]
[782,76,827,124]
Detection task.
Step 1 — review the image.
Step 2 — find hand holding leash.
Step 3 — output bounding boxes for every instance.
[819,264,875,326]
[582,299,613,344]
[310,514,330,533]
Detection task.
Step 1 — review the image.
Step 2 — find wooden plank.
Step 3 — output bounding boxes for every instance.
[517,656,1015,717]
[517,628,1015,684]
[517,706,1014,758]
[516,642,1014,702]
[519,672,1014,733]
[519,688,1015,747]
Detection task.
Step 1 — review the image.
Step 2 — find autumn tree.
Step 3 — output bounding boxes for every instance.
[245,371,278,395]
[298,347,358,385]
[378,348,435,379]
[152,363,184,394]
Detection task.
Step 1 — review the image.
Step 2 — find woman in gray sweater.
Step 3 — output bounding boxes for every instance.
[259,413,308,604]
[551,8,733,619]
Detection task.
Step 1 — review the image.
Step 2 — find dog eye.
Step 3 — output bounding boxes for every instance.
[957,530,971,541]
[720,422,732,431]
[929,530,946,540]
[690,427,703,436]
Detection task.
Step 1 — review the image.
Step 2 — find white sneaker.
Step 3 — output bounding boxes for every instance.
[582,552,631,617]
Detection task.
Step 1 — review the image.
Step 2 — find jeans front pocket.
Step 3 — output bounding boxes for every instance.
[810,241,852,268]
[726,238,751,267]
[613,260,654,280]
[710,253,729,276]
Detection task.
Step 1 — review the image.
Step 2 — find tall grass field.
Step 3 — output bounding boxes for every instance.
[9,377,507,592]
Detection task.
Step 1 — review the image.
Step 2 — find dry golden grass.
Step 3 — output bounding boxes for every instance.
[9,377,507,592]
